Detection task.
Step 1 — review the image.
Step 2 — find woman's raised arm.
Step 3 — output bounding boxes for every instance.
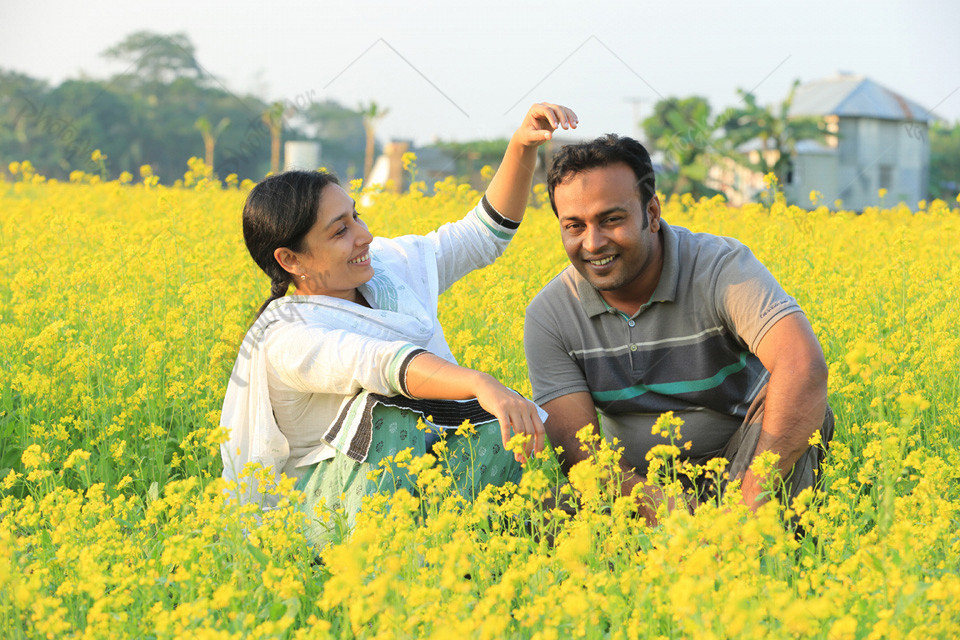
[484,103,577,223]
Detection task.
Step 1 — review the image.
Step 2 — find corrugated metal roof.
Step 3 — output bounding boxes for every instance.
[734,138,835,155]
[789,73,933,122]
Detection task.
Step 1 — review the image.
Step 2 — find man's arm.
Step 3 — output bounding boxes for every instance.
[743,312,829,508]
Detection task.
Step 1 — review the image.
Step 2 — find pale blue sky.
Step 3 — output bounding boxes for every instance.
[1,0,957,145]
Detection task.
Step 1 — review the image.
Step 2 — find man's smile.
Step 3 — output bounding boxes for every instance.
[585,254,618,267]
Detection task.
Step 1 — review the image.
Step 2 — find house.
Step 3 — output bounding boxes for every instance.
[709,73,933,209]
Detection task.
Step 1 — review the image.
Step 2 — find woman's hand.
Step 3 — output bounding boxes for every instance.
[404,352,546,463]
[486,102,578,222]
[472,372,546,463]
[512,102,578,148]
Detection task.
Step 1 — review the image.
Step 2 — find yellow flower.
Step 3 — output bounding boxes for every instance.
[63,449,91,469]
[401,151,417,173]
[21,443,44,469]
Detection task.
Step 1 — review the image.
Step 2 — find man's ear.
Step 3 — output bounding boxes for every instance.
[273,247,301,277]
[647,195,662,232]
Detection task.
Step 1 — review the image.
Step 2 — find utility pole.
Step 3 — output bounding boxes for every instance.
[624,96,649,144]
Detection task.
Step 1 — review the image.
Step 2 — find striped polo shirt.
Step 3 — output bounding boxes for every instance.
[524,220,802,472]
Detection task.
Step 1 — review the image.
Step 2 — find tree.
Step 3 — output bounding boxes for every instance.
[102,31,203,86]
[427,138,510,185]
[194,116,230,172]
[1,34,281,183]
[928,121,960,200]
[0,69,50,169]
[261,102,291,174]
[361,101,389,184]
[717,79,827,184]
[642,96,719,198]
[301,100,366,179]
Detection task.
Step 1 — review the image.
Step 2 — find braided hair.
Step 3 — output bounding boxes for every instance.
[241,170,340,317]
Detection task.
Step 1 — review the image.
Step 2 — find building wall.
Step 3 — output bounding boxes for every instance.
[783,153,838,205]
[836,118,928,209]
[708,118,929,210]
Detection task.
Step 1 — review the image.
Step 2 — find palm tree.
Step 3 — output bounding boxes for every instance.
[194,116,230,172]
[261,102,290,174]
[361,101,389,184]
[718,79,828,184]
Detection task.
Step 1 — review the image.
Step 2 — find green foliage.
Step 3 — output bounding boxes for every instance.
[301,100,366,180]
[0,32,367,184]
[428,138,510,181]
[928,120,960,200]
[101,30,203,85]
[717,79,829,191]
[642,96,722,199]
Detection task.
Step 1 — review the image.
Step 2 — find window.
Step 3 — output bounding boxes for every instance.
[878,165,893,189]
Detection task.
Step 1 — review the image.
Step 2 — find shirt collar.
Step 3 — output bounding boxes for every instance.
[573,218,681,318]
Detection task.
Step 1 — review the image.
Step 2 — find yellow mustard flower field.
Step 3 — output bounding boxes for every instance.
[2,159,960,639]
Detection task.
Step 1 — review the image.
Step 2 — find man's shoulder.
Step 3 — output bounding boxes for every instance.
[668,224,761,281]
[672,224,750,257]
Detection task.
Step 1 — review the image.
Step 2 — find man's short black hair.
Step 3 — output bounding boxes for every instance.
[547,134,656,216]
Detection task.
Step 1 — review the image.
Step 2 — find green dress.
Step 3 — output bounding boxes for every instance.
[297,404,522,547]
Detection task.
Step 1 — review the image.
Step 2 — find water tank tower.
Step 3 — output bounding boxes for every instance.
[283,141,321,171]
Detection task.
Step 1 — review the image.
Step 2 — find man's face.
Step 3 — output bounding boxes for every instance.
[554,162,662,296]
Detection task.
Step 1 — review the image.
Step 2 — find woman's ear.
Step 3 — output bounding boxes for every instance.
[273,247,301,277]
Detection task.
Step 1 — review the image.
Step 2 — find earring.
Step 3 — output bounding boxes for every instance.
[300,274,306,280]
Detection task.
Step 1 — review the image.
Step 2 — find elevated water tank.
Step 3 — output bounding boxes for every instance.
[283,141,321,171]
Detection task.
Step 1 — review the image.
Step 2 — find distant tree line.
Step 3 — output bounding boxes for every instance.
[3,33,957,202]
[0,31,368,183]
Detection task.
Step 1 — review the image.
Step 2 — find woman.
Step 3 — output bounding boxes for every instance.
[220,103,577,543]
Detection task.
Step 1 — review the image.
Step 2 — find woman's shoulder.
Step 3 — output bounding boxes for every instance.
[370,234,436,279]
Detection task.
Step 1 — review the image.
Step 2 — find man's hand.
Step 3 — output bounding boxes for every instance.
[542,392,664,524]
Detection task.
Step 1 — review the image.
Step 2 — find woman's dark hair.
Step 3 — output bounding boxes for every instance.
[547,134,656,220]
[242,170,340,317]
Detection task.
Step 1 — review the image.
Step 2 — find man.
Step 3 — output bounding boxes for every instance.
[524,134,833,523]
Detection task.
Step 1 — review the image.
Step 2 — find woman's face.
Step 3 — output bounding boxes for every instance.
[291,183,374,302]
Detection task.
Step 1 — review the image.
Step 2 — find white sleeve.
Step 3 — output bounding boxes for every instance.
[264,322,424,398]
[428,195,520,293]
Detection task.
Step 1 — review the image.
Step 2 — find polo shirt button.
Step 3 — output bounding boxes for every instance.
[630,344,638,352]
[628,320,635,327]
